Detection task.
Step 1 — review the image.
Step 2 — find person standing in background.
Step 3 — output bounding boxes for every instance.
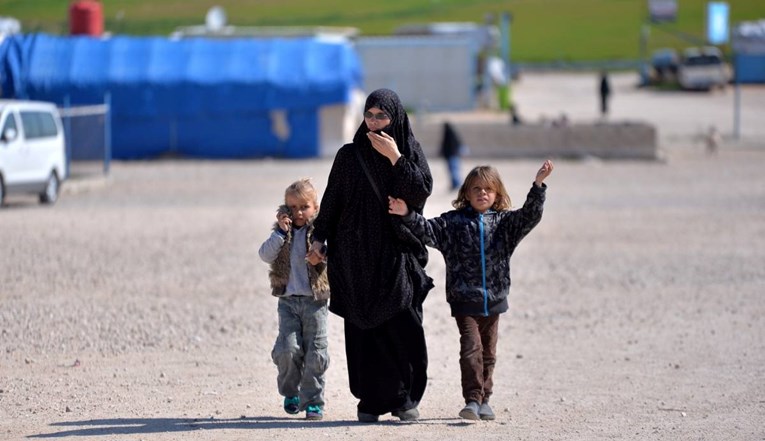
[599,71,611,118]
[440,121,465,191]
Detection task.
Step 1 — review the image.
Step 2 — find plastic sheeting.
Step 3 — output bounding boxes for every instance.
[0,33,363,158]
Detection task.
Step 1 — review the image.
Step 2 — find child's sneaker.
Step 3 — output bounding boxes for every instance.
[479,401,495,420]
[305,404,323,420]
[283,396,300,415]
[459,401,480,420]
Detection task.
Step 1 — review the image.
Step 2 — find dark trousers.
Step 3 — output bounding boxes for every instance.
[454,314,500,404]
[345,306,428,415]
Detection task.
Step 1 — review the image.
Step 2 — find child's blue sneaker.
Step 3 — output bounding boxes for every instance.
[305,404,323,420]
[283,396,300,415]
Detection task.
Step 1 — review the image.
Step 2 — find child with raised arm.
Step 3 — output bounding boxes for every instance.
[388,160,553,421]
[258,178,330,421]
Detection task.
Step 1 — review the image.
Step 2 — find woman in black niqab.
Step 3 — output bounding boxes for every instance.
[310,88,434,421]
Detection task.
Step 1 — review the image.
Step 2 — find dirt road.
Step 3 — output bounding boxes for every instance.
[1,73,763,441]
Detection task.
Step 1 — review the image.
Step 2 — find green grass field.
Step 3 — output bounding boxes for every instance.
[2,0,764,62]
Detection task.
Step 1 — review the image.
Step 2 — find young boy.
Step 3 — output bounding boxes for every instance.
[388,160,553,421]
[258,178,330,420]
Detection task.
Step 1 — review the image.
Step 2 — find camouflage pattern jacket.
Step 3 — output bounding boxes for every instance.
[401,184,546,316]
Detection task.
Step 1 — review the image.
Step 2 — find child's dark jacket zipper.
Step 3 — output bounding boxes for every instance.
[479,212,488,316]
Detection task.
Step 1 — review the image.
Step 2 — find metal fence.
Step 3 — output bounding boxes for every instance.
[59,94,111,176]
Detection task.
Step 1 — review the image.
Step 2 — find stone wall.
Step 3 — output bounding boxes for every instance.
[415,120,659,160]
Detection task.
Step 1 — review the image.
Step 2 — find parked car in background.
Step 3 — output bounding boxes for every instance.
[678,46,731,90]
[0,100,67,206]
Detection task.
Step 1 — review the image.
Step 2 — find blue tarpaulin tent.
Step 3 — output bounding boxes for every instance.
[0,33,363,158]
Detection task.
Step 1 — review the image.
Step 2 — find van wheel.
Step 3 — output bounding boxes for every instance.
[40,172,60,205]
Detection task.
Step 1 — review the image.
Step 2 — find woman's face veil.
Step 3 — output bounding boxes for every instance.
[353,88,416,158]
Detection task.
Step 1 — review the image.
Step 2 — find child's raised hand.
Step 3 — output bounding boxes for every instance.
[388,196,409,216]
[535,159,554,187]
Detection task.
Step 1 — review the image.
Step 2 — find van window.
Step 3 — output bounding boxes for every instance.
[684,55,722,66]
[2,112,18,135]
[20,111,59,139]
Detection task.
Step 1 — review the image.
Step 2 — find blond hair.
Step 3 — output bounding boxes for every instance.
[284,178,318,205]
[452,166,512,211]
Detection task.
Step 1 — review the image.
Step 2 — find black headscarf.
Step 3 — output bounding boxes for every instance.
[348,89,431,270]
[352,88,419,160]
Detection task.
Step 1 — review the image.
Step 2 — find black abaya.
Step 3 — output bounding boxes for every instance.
[344,306,428,415]
[312,89,434,416]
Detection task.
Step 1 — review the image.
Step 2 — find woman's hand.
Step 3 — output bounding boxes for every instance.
[535,159,554,187]
[367,131,402,165]
[306,241,326,266]
[388,196,409,216]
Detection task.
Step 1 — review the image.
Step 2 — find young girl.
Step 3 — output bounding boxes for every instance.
[388,160,553,421]
[258,178,330,421]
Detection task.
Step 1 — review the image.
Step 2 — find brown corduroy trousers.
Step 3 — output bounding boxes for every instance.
[454,314,500,404]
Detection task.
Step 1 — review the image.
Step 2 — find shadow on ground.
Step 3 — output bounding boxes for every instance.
[29,416,474,437]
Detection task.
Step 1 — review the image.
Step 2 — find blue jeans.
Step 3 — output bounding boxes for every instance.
[446,156,461,190]
[272,296,329,410]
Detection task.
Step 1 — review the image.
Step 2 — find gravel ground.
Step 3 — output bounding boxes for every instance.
[1,73,764,441]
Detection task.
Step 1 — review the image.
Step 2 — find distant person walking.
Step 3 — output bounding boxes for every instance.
[599,71,611,118]
[440,121,464,191]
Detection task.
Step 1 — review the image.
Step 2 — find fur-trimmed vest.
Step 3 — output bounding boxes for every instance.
[269,205,330,301]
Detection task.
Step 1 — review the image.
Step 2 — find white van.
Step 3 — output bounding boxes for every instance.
[0,100,67,206]
[678,46,731,90]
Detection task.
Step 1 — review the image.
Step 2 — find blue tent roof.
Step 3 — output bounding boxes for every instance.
[0,33,363,158]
